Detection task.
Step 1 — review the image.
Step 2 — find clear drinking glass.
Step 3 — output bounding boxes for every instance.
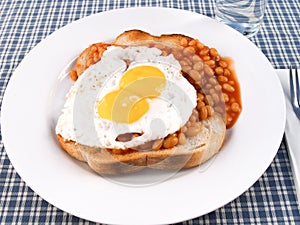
[215,0,267,38]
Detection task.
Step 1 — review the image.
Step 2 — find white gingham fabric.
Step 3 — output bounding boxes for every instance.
[0,0,299,224]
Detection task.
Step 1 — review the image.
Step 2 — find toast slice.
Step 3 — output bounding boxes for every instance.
[57,30,227,175]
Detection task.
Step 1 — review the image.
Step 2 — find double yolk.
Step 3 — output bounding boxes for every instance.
[97,65,166,123]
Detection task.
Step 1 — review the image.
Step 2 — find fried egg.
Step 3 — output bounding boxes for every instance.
[56,46,197,149]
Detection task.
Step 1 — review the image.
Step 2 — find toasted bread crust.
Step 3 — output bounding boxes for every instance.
[113,29,194,46]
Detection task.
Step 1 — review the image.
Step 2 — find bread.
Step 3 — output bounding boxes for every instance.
[56,30,227,175]
[57,115,225,175]
[113,29,193,46]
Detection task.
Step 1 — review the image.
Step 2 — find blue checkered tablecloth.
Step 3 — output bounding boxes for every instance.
[0,0,299,224]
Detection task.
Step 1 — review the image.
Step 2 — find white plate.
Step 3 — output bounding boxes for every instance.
[1,7,286,225]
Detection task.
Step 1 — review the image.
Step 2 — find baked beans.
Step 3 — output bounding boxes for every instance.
[178,132,187,145]
[163,135,179,149]
[176,38,242,129]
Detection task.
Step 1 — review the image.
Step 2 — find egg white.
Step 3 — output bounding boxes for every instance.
[56,46,197,149]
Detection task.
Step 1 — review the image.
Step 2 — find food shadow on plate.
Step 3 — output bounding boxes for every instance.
[99,166,195,187]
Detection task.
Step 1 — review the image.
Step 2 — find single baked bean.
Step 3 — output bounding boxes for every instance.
[229,80,235,85]
[193,61,204,70]
[205,95,214,105]
[204,64,214,76]
[182,65,192,72]
[197,98,205,105]
[163,136,179,149]
[202,55,210,61]
[206,105,214,117]
[218,60,228,68]
[215,67,224,75]
[197,101,205,110]
[70,70,78,81]
[215,84,222,91]
[187,39,195,46]
[186,58,193,66]
[189,46,197,52]
[206,60,216,68]
[224,68,231,76]
[180,59,189,66]
[223,83,235,92]
[197,93,205,101]
[209,48,219,58]
[185,124,202,137]
[209,88,215,95]
[215,55,221,61]
[152,139,164,150]
[189,69,201,81]
[86,58,94,67]
[184,46,196,54]
[231,102,241,112]
[209,77,218,85]
[199,106,208,120]
[180,38,188,47]
[178,133,187,145]
[222,93,229,102]
[91,45,98,52]
[199,46,209,56]
[93,52,99,62]
[196,41,204,50]
[192,55,202,62]
[226,115,233,125]
[212,93,220,103]
[218,75,228,83]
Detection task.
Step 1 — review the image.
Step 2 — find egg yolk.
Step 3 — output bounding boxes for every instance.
[97,65,166,123]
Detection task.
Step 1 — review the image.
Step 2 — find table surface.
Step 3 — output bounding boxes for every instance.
[0,0,299,224]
